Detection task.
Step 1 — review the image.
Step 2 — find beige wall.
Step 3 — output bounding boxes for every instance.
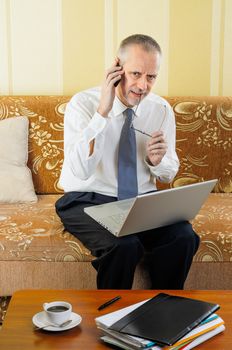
[0,0,231,96]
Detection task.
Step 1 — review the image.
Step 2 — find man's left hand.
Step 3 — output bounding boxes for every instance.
[146,131,167,166]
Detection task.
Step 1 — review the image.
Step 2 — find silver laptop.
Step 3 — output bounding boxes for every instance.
[84,179,217,237]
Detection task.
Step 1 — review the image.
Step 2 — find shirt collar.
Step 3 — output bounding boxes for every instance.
[111,95,143,119]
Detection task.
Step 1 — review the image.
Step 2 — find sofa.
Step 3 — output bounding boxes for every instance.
[0,95,231,296]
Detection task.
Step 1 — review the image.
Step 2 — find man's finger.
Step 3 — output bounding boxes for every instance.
[105,64,122,78]
[150,131,163,138]
[106,70,123,86]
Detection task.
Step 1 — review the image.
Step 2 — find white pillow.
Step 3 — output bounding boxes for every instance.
[0,116,37,203]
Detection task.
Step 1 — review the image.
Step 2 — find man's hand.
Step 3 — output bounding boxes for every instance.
[97,59,124,117]
[146,131,167,166]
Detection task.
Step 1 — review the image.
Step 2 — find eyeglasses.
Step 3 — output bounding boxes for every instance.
[130,100,167,138]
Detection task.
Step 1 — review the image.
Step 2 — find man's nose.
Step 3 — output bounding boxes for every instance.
[137,77,147,91]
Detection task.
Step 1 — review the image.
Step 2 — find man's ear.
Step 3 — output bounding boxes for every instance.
[115,56,120,65]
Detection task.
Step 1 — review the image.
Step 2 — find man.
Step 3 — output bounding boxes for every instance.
[56,34,199,289]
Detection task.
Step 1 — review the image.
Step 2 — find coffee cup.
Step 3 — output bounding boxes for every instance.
[43,301,72,324]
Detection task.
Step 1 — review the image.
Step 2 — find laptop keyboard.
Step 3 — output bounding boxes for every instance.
[108,212,127,225]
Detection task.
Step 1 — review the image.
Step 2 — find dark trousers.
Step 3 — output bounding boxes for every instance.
[55,192,199,289]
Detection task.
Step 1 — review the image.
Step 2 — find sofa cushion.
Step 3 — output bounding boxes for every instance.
[192,193,232,262]
[0,117,37,203]
[0,195,93,262]
[0,193,231,263]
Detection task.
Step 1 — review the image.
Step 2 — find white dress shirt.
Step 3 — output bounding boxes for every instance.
[59,86,179,196]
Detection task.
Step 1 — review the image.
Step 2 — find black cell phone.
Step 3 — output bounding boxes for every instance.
[114,62,121,87]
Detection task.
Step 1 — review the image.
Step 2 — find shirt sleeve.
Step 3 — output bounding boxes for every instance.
[144,103,180,183]
[63,94,108,180]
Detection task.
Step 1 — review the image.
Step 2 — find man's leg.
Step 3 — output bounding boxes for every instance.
[56,192,144,289]
[139,221,199,289]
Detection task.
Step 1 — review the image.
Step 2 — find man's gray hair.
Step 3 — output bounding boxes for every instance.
[117,34,162,62]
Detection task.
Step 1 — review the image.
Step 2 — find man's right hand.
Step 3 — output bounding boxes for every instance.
[97,59,124,117]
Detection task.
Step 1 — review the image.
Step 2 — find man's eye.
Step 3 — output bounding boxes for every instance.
[147,76,156,81]
[132,72,140,77]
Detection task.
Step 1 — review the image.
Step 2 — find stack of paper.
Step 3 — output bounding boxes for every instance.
[95,298,225,350]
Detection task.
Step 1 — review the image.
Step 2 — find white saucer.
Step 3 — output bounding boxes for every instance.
[32,311,82,331]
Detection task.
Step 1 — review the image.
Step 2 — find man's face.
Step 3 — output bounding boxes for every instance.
[116,45,161,107]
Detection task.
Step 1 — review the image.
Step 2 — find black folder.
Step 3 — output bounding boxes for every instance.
[109,293,219,346]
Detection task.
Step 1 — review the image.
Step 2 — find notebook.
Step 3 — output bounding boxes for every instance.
[108,292,220,346]
[84,179,217,237]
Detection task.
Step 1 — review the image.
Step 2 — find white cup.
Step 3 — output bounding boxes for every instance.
[43,301,72,325]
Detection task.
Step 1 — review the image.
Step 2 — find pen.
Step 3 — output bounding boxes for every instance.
[98,296,121,311]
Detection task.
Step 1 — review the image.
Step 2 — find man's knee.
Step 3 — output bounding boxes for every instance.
[92,234,144,272]
[114,235,144,257]
[173,221,200,252]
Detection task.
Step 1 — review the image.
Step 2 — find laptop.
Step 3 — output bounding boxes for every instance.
[84,179,217,237]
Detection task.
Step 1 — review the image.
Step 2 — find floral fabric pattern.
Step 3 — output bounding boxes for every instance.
[166,97,232,193]
[0,195,92,262]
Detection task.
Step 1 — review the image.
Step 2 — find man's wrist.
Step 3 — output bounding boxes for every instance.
[145,156,160,167]
[146,156,155,166]
[97,107,108,118]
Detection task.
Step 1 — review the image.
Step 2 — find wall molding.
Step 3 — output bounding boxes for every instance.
[222,0,232,95]
[104,0,115,69]
[210,0,221,96]
[0,0,11,94]
[56,0,63,94]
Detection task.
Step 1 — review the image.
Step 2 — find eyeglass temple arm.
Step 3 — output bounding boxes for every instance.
[131,104,166,138]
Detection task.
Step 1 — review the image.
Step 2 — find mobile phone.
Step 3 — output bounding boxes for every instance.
[114,62,121,87]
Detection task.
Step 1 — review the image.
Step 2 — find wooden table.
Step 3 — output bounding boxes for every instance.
[0,290,231,349]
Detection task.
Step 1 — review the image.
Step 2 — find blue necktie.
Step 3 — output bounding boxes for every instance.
[117,108,138,200]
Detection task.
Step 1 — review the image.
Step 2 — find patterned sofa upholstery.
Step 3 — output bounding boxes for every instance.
[0,96,231,295]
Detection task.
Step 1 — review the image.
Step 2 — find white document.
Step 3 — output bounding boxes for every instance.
[96,300,153,348]
[178,325,225,350]
[101,324,225,350]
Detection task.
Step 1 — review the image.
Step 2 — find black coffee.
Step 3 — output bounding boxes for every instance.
[47,306,69,312]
